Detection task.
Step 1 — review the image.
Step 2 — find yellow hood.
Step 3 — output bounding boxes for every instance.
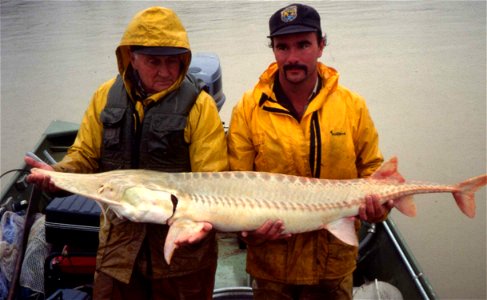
[115,7,191,100]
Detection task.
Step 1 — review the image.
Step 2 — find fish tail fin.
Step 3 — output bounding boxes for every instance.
[453,174,487,218]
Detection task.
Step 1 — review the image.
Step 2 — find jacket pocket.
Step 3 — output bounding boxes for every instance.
[148,114,187,153]
[100,107,126,149]
[325,232,358,277]
[253,132,294,174]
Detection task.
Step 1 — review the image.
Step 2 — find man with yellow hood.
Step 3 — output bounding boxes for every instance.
[25,7,228,299]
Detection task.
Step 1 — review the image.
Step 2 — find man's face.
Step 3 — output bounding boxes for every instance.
[130,52,182,94]
[272,32,324,85]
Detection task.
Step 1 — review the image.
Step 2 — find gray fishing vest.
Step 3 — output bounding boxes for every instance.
[99,74,204,172]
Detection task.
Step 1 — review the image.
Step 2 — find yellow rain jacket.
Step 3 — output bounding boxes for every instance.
[227,62,383,284]
[53,7,228,283]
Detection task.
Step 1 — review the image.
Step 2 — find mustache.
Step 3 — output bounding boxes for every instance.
[283,64,308,73]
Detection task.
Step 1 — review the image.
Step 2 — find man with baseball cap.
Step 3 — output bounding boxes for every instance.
[228,3,392,299]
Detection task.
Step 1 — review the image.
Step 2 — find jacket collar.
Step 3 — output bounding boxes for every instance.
[256,62,339,111]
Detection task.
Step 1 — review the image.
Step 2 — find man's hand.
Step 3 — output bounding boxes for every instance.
[24,156,59,193]
[240,220,291,245]
[174,221,213,247]
[358,194,394,223]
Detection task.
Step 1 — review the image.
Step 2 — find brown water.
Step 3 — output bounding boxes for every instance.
[1,1,485,298]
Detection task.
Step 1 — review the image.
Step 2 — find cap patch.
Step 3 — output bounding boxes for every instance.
[281,5,298,23]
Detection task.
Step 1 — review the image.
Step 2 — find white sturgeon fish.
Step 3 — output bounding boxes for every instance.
[31,157,486,264]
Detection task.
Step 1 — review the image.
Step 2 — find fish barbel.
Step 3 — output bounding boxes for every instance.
[31,157,486,264]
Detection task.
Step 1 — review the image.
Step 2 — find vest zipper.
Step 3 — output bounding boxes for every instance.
[131,105,141,169]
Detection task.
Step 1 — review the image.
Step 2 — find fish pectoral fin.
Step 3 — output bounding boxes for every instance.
[164,219,206,265]
[324,217,358,246]
[394,195,417,217]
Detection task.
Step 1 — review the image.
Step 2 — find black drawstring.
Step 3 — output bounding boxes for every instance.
[309,111,322,178]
